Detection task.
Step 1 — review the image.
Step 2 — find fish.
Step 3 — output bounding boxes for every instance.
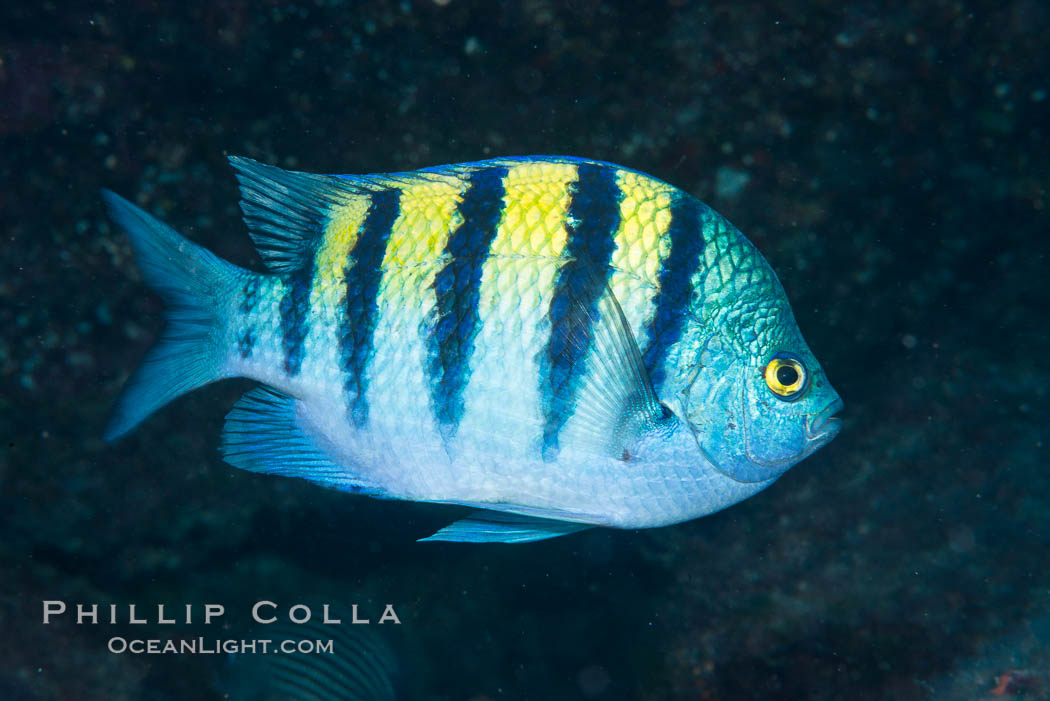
[102,155,843,543]
[222,619,401,700]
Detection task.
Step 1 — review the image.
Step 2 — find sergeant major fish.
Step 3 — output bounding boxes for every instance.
[223,616,402,700]
[102,156,843,543]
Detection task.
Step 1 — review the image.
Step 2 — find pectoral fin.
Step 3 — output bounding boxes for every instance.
[552,261,679,459]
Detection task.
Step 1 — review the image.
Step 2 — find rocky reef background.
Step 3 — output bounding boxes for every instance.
[1,1,1047,699]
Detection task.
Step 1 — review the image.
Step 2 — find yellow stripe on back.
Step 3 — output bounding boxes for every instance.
[365,174,471,459]
[382,173,468,271]
[452,162,579,468]
[481,161,577,344]
[488,161,578,260]
[608,169,677,344]
[312,195,371,311]
[297,194,373,392]
[373,173,469,362]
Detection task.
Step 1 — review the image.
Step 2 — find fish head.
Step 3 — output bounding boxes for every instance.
[674,295,842,484]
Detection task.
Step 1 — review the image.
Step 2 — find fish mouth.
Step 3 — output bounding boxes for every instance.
[805,397,844,443]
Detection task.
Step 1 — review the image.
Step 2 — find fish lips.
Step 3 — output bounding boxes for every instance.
[804,396,844,445]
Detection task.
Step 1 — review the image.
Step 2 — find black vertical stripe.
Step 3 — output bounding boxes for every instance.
[539,163,622,460]
[279,262,315,376]
[237,274,261,358]
[425,166,509,439]
[340,188,402,427]
[641,194,707,391]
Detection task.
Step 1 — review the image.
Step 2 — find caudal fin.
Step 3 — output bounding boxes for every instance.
[101,190,244,441]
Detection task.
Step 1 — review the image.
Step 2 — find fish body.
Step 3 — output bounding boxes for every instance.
[223,618,401,700]
[103,156,842,542]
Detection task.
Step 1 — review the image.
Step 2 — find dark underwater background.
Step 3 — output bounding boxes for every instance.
[2,1,1048,699]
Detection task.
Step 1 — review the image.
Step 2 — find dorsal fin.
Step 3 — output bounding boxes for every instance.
[229,156,645,275]
[228,155,371,274]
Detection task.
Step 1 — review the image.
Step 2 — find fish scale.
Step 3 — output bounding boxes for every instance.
[102,154,842,542]
[427,166,507,438]
[539,162,621,459]
[338,188,399,427]
[641,194,708,391]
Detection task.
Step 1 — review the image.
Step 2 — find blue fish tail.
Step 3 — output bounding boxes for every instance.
[101,190,244,441]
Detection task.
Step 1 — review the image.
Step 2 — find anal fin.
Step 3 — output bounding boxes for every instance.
[221,388,378,495]
[419,510,592,543]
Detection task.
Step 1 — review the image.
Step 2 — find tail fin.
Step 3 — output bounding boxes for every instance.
[101,190,244,441]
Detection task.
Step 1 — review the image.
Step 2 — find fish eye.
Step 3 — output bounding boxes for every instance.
[764,352,808,401]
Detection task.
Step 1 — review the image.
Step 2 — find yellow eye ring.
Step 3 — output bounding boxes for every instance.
[764,353,808,400]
